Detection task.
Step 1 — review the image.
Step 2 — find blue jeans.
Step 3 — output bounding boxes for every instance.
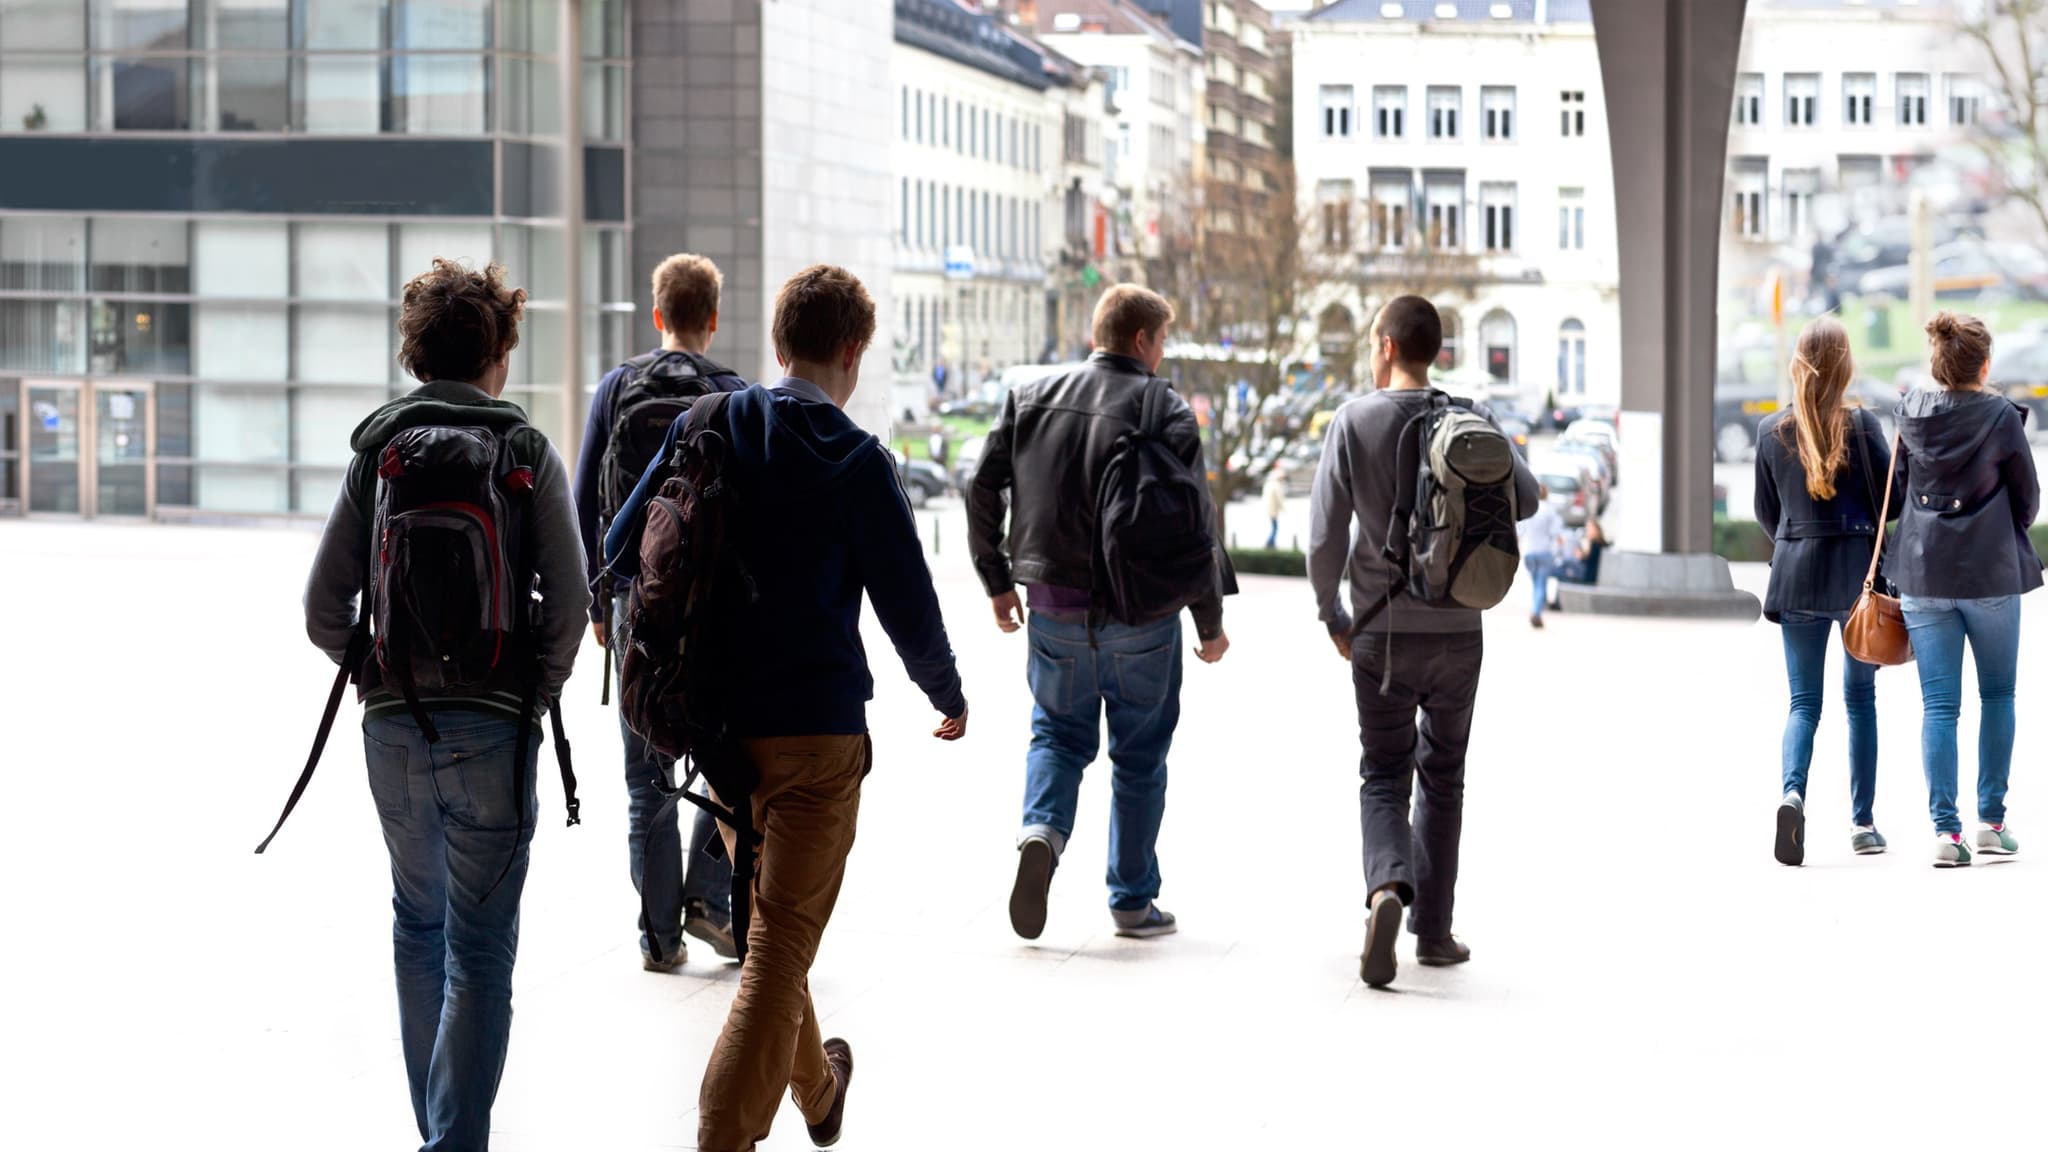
[1778,610,1878,824]
[1020,612,1183,911]
[1901,594,2022,835]
[364,712,537,1152]
[615,596,730,957]
[1525,554,1556,617]
[1265,518,1279,549]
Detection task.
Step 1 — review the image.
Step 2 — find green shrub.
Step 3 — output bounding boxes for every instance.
[1720,519,2048,565]
[2034,523,2048,564]
[1229,548,1307,578]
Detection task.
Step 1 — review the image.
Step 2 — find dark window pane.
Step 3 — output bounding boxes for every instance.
[298,0,384,49]
[394,0,485,50]
[90,298,190,376]
[217,55,288,131]
[92,0,188,50]
[216,0,285,48]
[99,56,192,130]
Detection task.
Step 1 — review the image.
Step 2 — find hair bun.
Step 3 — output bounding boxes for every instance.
[1928,313,1958,340]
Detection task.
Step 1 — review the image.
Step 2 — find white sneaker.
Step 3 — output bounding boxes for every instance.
[1933,834,1973,868]
[1975,823,2019,856]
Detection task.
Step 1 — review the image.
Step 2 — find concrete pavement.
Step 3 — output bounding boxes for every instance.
[3,510,2045,1149]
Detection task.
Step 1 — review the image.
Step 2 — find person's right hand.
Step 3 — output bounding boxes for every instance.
[591,620,608,648]
[934,703,969,741]
[1330,628,1353,660]
[992,590,1023,634]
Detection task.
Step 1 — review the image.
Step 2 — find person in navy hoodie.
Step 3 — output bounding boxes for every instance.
[1891,312,2043,867]
[605,264,968,1152]
[574,253,748,970]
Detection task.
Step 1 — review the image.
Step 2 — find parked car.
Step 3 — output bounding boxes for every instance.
[1816,216,1974,293]
[1578,403,1620,429]
[1532,456,1597,528]
[1499,417,1532,460]
[1561,419,1619,483]
[949,434,987,494]
[1992,331,2048,428]
[893,450,950,508]
[1857,240,2048,303]
[1550,440,1612,510]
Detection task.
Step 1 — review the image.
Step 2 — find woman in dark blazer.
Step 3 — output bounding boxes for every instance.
[1892,312,2043,867]
[1755,317,1898,866]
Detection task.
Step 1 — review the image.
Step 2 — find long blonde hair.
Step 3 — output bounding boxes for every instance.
[1779,317,1856,501]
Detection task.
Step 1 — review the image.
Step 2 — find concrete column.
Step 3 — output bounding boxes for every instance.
[1588,0,1747,555]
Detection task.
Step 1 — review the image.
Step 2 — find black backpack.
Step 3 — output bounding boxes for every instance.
[598,351,720,534]
[257,421,580,890]
[610,393,762,962]
[1094,377,1221,626]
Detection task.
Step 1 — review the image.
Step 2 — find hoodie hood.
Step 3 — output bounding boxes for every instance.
[349,379,534,454]
[1896,386,2025,471]
[723,382,886,499]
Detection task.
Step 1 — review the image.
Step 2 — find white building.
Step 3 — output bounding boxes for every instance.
[1033,1,1203,283]
[892,0,1066,388]
[1724,0,1986,267]
[1292,0,1619,415]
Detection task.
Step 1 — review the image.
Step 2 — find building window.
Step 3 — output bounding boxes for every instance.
[1425,181,1461,250]
[2,54,87,131]
[1558,187,1585,251]
[1734,73,1763,127]
[1318,179,1353,252]
[1371,177,1408,251]
[1557,319,1587,398]
[1437,308,1460,370]
[1898,73,1929,127]
[1320,84,1353,138]
[1480,310,1515,388]
[1427,85,1460,140]
[1731,166,1766,239]
[1481,86,1514,141]
[1481,182,1515,253]
[1844,73,1875,127]
[1786,74,1818,128]
[1560,90,1584,137]
[1948,75,1982,126]
[901,86,909,139]
[900,177,909,245]
[1784,169,1819,239]
[1374,85,1406,138]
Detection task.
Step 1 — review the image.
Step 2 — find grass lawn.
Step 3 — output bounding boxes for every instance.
[1832,296,2048,380]
[897,414,993,461]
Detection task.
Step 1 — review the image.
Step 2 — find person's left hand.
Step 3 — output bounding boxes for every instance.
[1195,632,1230,664]
[934,703,969,741]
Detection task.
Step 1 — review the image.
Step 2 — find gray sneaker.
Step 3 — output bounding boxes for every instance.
[1975,823,2019,856]
[1110,903,1178,938]
[1933,834,1973,868]
[1775,791,1806,866]
[1851,826,1888,855]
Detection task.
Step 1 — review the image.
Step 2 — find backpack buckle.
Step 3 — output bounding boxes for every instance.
[504,466,535,493]
[377,444,404,480]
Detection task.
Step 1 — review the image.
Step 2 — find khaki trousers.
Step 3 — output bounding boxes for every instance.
[695,733,869,1152]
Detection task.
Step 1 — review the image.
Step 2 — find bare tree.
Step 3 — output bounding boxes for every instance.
[1958,0,2048,242]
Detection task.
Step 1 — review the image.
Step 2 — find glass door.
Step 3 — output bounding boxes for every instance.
[20,379,155,518]
[25,380,83,515]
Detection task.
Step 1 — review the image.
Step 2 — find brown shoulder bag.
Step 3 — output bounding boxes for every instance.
[1843,415,1913,666]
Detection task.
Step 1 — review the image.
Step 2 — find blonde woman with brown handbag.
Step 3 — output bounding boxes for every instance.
[1892,312,2042,867]
[1755,317,1900,865]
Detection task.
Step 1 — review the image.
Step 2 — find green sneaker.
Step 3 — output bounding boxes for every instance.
[1851,826,1887,855]
[1974,823,2019,856]
[1933,834,1973,868]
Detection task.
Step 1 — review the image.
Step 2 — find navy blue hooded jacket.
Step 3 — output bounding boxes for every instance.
[1889,387,2042,600]
[604,380,966,738]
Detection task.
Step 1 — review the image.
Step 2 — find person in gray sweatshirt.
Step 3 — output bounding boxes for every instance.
[303,259,587,1151]
[1308,294,1539,990]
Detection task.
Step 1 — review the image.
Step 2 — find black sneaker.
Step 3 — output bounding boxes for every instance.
[1360,888,1402,988]
[805,1038,854,1148]
[1009,835,1055,940]
[1775,791,1805,867]
[1416,935,1471,967]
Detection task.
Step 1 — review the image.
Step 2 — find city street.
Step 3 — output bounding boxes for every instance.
[4,510,2046,1149]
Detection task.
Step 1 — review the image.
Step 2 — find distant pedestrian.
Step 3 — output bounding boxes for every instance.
[1892,311,2041,868]
[304,259,588,1150]
[1551,516,1607,606]
[605,265,969,1151]
[929,428,949,470]
[1517,485,1566,628]
[1263,463,1287,549]
[1754,316,1896,865]
[969,283,1235,942]
[1308,294,1538,990]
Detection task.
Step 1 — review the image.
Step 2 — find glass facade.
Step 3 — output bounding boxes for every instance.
[0,0,633,516]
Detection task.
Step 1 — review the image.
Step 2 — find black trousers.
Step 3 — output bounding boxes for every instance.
[1351,629,1485,940]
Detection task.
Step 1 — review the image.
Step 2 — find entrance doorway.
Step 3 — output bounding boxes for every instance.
[20,379,155,518]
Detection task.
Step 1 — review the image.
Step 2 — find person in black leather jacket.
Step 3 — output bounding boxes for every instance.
[1754,317,1900,865]
[968,284,1233,942]
[1892,312,2042,867]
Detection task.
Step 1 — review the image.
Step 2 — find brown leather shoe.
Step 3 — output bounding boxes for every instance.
[1416,935,1471,967]
[805,1038,854,1148]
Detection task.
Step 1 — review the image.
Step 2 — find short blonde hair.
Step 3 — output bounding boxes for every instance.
[651,253,722,335]
[1092,284,1175,353]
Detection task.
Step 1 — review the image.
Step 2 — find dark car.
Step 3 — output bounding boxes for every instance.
[893,449,950,508]
[1499,417,1532,460]
[1993,332,2048,428]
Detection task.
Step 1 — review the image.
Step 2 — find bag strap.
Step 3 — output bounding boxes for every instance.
[1862,418,1902,593]
[1137,376,1169,439]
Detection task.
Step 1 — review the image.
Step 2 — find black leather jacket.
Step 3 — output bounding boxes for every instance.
[967,352,1229,638]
